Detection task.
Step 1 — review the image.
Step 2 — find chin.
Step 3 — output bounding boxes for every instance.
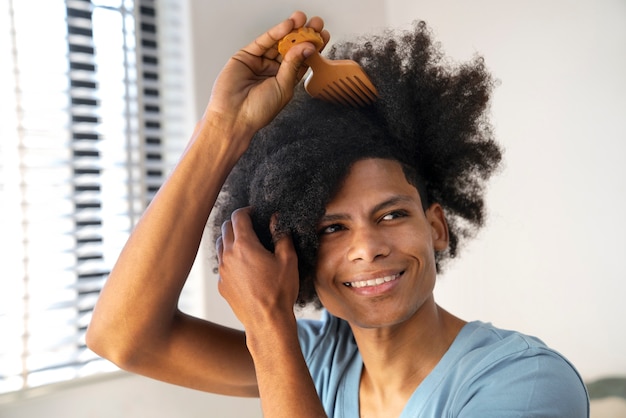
[344,306,419,330]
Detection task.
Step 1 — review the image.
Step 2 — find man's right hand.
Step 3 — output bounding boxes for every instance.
[204,11,330,146]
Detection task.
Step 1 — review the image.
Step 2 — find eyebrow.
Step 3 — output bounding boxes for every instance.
[320,195,416,223]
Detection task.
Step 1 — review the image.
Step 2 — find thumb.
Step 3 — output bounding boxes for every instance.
[275,43,315,91]
[273,229,296,262]
[270,214,296,260]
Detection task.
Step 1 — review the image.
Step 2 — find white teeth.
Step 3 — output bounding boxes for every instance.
[347,274,399,288]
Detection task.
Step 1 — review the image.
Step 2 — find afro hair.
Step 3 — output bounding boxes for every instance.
[212,21,502,307]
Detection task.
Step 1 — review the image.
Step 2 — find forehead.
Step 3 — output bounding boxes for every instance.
[325,158,422,210]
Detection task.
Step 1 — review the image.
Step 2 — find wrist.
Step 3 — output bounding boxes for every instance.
[192,109,254,164]
[244,312,299,356]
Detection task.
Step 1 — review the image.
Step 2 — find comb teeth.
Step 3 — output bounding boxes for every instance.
[351,76,378,103]
[318,76,377,108]
[300,52,379,107]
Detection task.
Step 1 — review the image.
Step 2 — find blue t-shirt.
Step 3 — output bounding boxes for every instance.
[297,311,589,417]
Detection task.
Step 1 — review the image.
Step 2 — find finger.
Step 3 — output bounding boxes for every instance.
[275,42,316,90]
[243,13,305,57]
[304,16,330,52]
[230,207,258,242]
[221,219,234,248]
[264,46,281,61]
[215,236,224,263]
[273,228,296,263]
[270,214,296,261]
[269,213,279,240]
[288,10,307,28]
[318,29,331,52]
[305,16,324,33]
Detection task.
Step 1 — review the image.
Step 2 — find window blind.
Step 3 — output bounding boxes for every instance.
[0,0,193,394]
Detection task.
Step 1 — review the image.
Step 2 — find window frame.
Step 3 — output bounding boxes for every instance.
[0,0,198,396]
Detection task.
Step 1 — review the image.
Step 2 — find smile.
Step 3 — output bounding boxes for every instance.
[344,273,402,288]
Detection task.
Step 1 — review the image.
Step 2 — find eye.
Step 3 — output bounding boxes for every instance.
[380,210,408,222]
[319,224,345,235]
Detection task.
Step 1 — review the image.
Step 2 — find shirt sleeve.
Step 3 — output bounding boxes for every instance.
[456,346,589,418]
[296,310,330,363]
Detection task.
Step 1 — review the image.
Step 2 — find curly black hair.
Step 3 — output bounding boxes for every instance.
[212,21,502,307]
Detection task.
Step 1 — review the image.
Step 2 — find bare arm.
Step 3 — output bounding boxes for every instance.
[86,11,328,401]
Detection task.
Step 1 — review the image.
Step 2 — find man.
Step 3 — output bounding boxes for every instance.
[87,11,589,417]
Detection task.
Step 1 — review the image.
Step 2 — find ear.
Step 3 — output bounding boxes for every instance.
[425,203,449,251]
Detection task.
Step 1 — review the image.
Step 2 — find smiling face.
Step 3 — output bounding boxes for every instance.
[314,158,449,329]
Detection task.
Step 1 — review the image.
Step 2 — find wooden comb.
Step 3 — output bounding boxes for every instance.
[278,28,378,107]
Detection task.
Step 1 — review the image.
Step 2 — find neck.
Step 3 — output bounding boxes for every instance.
[350,300,465,413]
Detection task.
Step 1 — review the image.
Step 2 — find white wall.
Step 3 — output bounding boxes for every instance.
[4,1,625,416]
[384,0,626,381]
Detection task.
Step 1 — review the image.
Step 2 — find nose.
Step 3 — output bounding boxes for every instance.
[346,226,390,262]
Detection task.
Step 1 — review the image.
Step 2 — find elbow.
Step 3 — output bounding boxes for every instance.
[85,321,107,358]
[86,317,141,370]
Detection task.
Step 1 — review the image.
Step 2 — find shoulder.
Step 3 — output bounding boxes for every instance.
[457,321,567,363]
[456,321,584,380]
[449,321,589,417]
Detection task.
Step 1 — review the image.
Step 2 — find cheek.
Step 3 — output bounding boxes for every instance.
[313,244,344,299]
[314,238,342,272]
[312,276,345,318]
[311,274,334,312]
[313,254,334,291]
[395,227,429,251]
[397,230,438,274]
